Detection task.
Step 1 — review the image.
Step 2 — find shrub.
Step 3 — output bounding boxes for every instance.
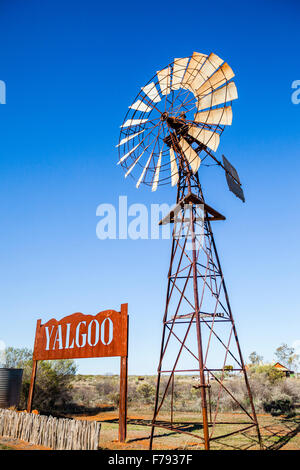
[109,392,120,406]
[250,364,285,384]
[136,382,155,404]
[4,347,77,413]
[3,347,32,368]
[95,379,115,397]
[263,395,294,416]
[279,377,300,402]
[27,359,77,412]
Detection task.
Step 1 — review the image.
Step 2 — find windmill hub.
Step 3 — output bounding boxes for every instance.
[160,112,169,121]
[166,115,188,133]
[161,113,186,130]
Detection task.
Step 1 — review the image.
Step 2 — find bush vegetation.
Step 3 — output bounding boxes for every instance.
[67,370,300,417]
[2,347,77,413]
[3,347,300,417]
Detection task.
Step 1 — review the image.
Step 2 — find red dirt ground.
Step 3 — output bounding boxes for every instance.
[1,409,300,450]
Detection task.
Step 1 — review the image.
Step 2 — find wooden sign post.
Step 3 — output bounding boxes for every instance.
[27,303,129,442]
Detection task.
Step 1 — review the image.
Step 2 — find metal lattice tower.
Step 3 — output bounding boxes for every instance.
[149,168,261,449]
[116,51,261,449]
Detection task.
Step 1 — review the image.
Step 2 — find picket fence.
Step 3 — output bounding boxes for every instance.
[0,409,101,450]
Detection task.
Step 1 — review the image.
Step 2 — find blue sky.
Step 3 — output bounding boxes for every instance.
[0,0,299,374]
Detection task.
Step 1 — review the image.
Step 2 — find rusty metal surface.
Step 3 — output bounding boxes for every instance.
[28,305,129,443]
[117,52,258,450]
[26,360,37,413]
[33,306,128,361]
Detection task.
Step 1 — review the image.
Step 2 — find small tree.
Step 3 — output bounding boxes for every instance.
[4,347,77,412]
[275,343,299,371]
[250,364,285,384]
[137,382,155,404]
[30,359,77,411]
[249,351,263,365]
[3,347,32,368]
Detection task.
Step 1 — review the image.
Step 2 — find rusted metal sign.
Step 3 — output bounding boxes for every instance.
[28,304,129,443]
[33,307,128,361]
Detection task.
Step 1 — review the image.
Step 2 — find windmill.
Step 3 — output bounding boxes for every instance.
[117,52,262,450]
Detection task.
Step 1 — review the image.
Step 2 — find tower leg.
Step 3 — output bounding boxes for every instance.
[190,203,210,450]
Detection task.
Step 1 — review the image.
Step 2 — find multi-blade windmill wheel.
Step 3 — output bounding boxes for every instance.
[117,52,261,450]
[118,52,239,193]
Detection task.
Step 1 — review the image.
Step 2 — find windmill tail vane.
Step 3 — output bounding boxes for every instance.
[116,52,261,450]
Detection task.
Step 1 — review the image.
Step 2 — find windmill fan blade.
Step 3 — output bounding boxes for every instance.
[118,142,141,164]
[129,100,153,113]
[157,67,171,96]
[141,83,161,103]
[195,63,235,97]
[124,154,142,177]
[207,52,224,69]
[116,130,145,147]
[170,148,179,186]
[197,82,238,111]
[179,137,201,174]
[125,146,149,177]
[171,57,189,90]
[187,126,220,152]
[136,151,153,188]
[181,52,207,93]
[152,150,162,192]
[189,52,224,92]
[194,106,233,126]
[121,118,149,128]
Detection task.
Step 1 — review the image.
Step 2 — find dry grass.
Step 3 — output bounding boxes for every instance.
[65,406,300,451]
[8,373,299,451]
